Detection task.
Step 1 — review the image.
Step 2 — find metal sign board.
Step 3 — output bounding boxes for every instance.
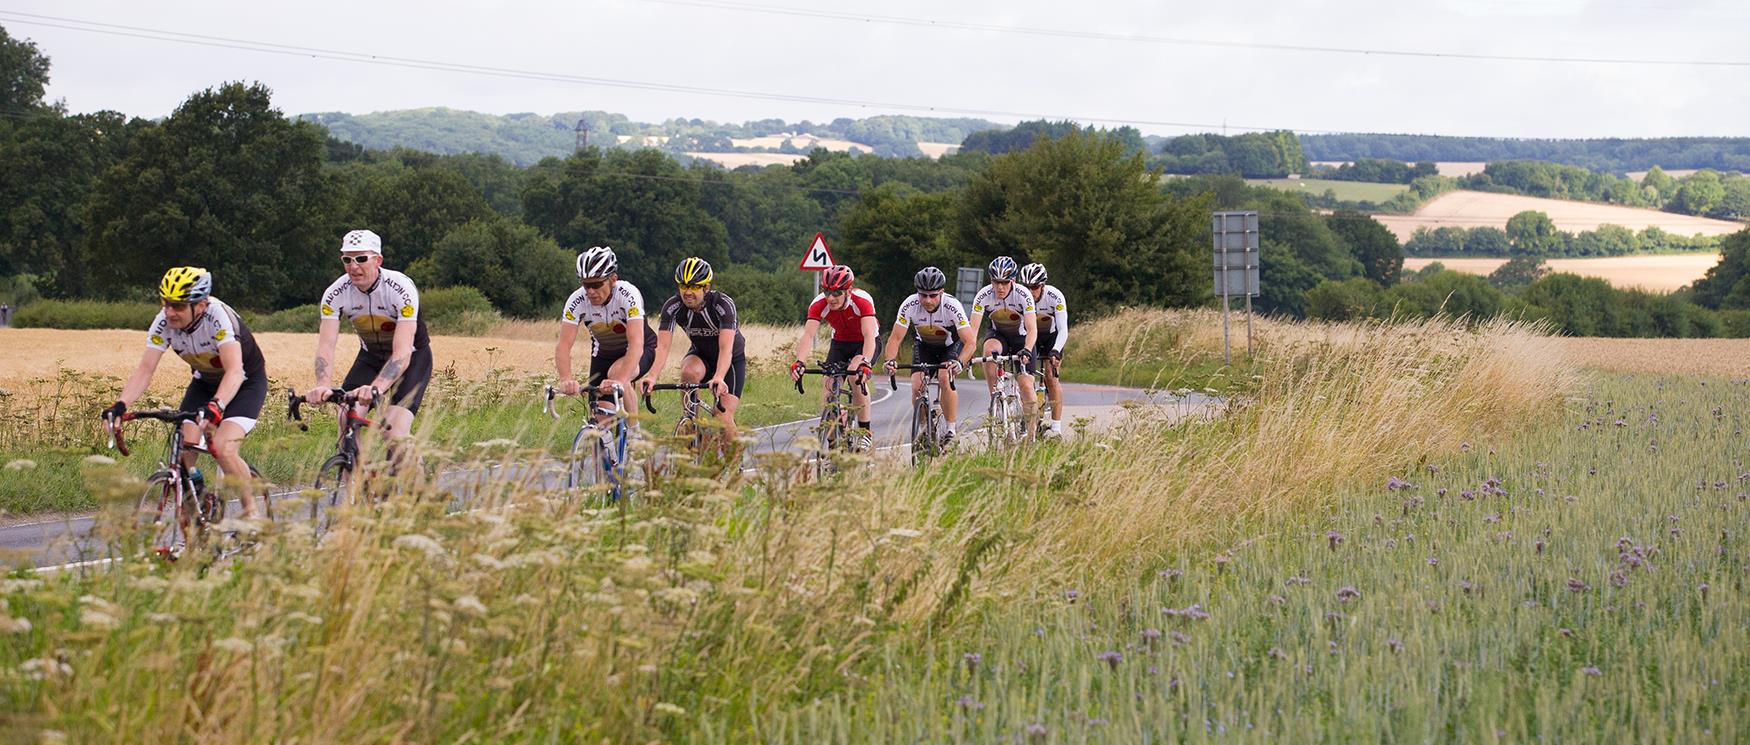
[799,232,835,271]
[955,267,982,308]
[1212,211,1260,298]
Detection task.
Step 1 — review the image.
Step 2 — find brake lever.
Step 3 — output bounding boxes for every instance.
[543,385,560,420]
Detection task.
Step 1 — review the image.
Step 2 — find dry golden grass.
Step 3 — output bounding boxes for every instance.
[1375,190,1745,243]
[683,152,806,168]
[1402,253,1721,292]
[1554,337,1750,378]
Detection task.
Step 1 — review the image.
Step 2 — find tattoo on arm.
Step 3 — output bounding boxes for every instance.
[378,358,404,384]
[314,357,328,383]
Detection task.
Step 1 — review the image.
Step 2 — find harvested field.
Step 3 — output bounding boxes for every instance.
[1374,190,1745,243]
[1250,178,1408,202]
[729,135,867,153]
[685,152,805,168]
[1402,253,1719,292]
[915,142,958,158]
[1309,161,1489,177]
[1556,337,1750,378]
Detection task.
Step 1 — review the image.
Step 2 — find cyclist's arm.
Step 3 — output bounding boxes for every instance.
[1054,303,1069,354]
[212,341,246,411]
[370,318,416,392]
[795,319,821,363]
[621,319,646,368]
[712,329,734,383]
[117,348,166,407]
[555,322,580,382]
[1023,308,1038,348]
[880,322,907,365]
[954,324,976,364]
[968,311,985,337]
[313,318,340,388]
[857,315,880,365]
[648,328,674,383]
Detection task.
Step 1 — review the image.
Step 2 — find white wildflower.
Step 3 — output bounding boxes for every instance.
[453,595,488,616]
[284,612,322,626]
[213,637,253,654]
[0,615,32,633]
[81,455,116,466]
[886,528,923,539]
[79,609,118,630]
[621,555,654,573]
[654,702,686,716]
[4,459,37,470]
[145,612,178,624]
[392,533,447,558]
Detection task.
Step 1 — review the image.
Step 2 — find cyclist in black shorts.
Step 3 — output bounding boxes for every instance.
[643,257,746,441]
[105,267,268,518]
[557,246,657,422]
[308,229,432,452]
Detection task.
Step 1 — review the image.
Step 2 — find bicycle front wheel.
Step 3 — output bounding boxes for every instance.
[312,454,352,533]
[136,471,186,557]
[568,425,611,491]
[911,397,937,464]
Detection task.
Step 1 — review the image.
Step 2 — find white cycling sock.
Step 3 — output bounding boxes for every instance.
[1050,419,1063,431]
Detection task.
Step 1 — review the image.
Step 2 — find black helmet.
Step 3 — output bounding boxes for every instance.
[914,266,947,291]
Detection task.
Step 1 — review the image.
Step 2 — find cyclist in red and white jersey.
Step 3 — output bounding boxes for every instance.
[790,265,879,438]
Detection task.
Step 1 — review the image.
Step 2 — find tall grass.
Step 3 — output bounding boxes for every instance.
[0,311,1575,741]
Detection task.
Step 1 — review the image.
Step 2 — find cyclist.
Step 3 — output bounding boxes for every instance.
[790,264,879,445]
[307,230,431,457]
[643,257,745,442]
[1020,262,1069,437]
[969,256,1039,424]
[103,267,266,518]
[556,246,656,417]
[881,266,974,444]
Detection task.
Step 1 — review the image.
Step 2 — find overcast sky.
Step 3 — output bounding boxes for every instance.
[4,0,1747,139]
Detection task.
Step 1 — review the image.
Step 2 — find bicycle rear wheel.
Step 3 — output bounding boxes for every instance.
[136,471,186,558]
[911,397,938,464]
[815,407,844,478]
[312,454,352,533]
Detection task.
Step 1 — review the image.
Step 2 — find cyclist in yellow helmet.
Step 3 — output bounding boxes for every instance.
[642,257,746,441]
[103,267,268,518]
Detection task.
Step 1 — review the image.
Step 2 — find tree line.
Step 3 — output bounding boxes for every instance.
[1404,212,1722,258]
[1300,134,1750,174]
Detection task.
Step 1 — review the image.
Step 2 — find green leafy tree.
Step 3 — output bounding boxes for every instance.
[955,130,1207,315]
[1326,210,1402,285]
[836,183,958,306]
[1671,171,1725,216]
[84,82,342,309]
[1489,257,1550,288]
[1382,270,1505,320]
[1641,166,1676,205]
[0,25,50,113]
[0,111,141,295]
[1505,210,1561,255]
[344,166,494,268]
[1305,277,1384,321]
[407,217,571,317]
[1691,228,1750,309]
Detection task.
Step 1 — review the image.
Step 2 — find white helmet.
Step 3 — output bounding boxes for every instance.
[577,246,619,280]
[341,229,383,255]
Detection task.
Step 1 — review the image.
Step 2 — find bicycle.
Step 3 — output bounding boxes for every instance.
[642,382,728,478]
[103,408,271,560]
[545,383,636,503]
[287,388,377,532]
[889,362,957,464]
[970,354,1031,447]
[1033,353,1060,439]
[794,363,871,476]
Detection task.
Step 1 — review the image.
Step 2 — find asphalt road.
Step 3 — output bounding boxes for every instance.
[5,377,1212,570]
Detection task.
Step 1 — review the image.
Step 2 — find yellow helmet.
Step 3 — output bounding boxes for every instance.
[674,257,713,286]
[159,267,212,302]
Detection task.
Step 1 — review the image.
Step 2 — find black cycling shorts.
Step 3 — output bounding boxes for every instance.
[589,343,657,388]
[1033,331,1062,375]
[685,351,747,398]
[179,373,268,429]
[823,339,868,372]
[983,328,1035,374]
[342,345,434,414]
[912,339,964,367]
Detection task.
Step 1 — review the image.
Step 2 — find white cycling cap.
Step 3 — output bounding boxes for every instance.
[340,229,383,255]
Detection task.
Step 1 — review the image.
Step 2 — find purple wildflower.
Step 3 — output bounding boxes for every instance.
[1336,586,1361,603]
[1386,638,1403,654]
[1567,577,1587,592]
[1327,530,1345,550]
[1097,650,1123,670]
[1582,666,1602,677]
[964,652,982,674]
[956,694,984,711]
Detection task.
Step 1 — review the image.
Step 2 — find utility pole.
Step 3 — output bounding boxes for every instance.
[575,118,589,151]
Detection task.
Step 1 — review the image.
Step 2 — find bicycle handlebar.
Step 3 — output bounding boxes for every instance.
[286,388,377,432]
[642,382,727,414]
[887,363,959,392]
[102,409,206,457]
[793,366,870,397]
[544,383,630,420]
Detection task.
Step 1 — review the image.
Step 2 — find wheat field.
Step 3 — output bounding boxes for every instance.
[1375,190,1745,242]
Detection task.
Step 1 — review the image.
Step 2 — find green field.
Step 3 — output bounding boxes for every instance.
[1249,177,1410,203]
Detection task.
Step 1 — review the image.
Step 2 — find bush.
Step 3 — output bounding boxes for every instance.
[421,285,503,336]
[246,304,320,333]
[1305,278,1385,321]
[717,265,815,325]
[11,299,159,330]
[408,218,572,317]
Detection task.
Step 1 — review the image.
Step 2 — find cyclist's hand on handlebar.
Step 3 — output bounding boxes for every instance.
[855,362,872,381]
[349,384,377,405]
[883,359,899,375]
[101,400,126,421]
[638,378,655,396]
[947,359,964,376]
[709,378,728,397]
[304,386,333,404]
[559,379,582,397]
[789,359,805,381]
[201,401,225,426]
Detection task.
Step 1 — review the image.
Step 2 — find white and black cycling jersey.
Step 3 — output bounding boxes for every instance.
[971,284,1036,335]
[894,293,970,346]
[562,280,649,357]
[146,297,267,380]
[319,269,428,355]
[658,291,745,359]
[1033,284,1069,352]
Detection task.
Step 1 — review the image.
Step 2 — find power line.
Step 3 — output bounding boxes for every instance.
[639,0,1750,68]
[0,10,1371,136]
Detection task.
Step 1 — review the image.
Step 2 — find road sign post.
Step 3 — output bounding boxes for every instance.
[799,232,836,297]
[1212,211,1260,366]
[955,267,982,309]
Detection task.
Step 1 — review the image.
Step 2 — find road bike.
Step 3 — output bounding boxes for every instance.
[890,362,957,464]
[545,383,637,504]
[970,354,1031,447]
[1034,353,1060,439]
[287,388,377,532]
[794,363,871,476]
[643,382,728,478]
[103,408,271,560]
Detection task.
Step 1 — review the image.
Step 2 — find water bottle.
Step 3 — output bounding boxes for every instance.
[188,467,206,496]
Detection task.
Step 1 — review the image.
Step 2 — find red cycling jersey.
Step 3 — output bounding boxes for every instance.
[806,289,877,342]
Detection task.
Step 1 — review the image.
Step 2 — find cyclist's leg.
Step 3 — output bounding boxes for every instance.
[1004,331,1036,410]
[980,334,1004,393]
[379,346,432,474]
[716,353,746,443]
[209,375,266,517]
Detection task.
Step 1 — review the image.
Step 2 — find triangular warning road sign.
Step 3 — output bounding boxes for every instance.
[799,232,835,271]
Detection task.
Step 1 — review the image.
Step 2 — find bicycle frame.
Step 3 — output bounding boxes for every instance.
[794,364,869,453]
[545,383,633,502]
[970,354,1030,446]
[104,409,225,558]
[288,388,377,529]
[890,362,957,462]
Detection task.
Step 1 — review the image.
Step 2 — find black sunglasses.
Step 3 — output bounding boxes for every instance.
[581,280,609,290]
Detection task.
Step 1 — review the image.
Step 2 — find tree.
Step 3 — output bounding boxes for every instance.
[408,217,571,317]
[1305,277,1384,321]
[1641,166,1676,205]
[0,110,141,295]
[836,183,957,306]
[1671,171,1725,216]
[344,166,494,268]
[1489,257,1549,288]
[0,25,50,113]
[955,130,1207,315]
[1691,228,1750,309]
[1326,210,1402,285]
[85,82,342,309]
[1505,210,1561,255]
